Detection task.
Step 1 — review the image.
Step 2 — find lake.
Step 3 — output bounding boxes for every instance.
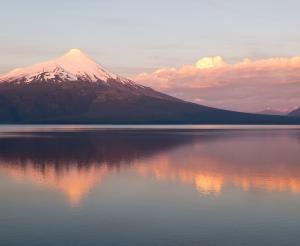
[1,125,300,246]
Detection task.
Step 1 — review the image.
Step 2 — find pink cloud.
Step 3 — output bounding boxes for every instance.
[135,56,300,112]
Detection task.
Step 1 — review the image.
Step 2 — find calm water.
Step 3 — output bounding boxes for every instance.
[1,125,300,246]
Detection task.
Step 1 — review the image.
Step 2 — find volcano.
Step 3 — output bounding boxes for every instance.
[0,49,299,124]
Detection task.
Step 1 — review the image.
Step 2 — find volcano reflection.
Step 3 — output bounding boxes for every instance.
[1,129,300,205]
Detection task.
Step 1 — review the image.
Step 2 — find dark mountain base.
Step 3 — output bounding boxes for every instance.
[1,82,300,124]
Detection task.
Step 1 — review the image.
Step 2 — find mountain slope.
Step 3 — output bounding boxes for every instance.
[288,108,300,117]
[0,49,299,124]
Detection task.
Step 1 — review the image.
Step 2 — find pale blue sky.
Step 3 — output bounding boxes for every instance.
[1,0,300,76]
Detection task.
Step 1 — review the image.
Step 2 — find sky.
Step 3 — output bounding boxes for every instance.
[1,0,300,112]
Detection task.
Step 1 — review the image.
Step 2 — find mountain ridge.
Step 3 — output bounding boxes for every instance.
[0,49,300,124]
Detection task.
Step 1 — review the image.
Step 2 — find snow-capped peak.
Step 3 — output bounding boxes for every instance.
[0,49,130,84]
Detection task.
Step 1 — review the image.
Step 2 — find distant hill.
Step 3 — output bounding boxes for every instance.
[0,49,300,124]
[256,110,288,116]
[288,108,300,117]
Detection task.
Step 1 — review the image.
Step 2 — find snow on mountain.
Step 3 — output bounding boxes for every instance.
[0,49,135,85]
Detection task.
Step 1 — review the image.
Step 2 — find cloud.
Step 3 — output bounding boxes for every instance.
[135,56,300,112]
[195,56,225,69]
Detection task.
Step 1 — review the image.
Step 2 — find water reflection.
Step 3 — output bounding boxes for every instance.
[0,162,110,206]
[1,129,300,206]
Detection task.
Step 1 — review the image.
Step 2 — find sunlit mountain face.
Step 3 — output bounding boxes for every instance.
[1,129,300,206]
